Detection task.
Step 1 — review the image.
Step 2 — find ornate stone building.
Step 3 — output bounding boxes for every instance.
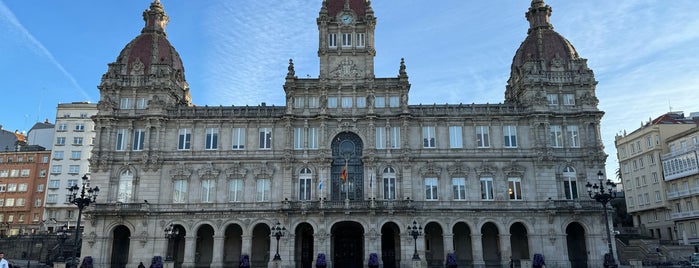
[85,0,610,267]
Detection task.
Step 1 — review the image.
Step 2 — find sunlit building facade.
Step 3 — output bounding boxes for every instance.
[84,1,610,267]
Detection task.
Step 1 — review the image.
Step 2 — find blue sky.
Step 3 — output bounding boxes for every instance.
[1,0,698,180]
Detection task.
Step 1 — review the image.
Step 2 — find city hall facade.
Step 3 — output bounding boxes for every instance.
[85,0,610,267]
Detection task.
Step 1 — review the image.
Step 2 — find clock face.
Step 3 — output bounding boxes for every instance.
[340,14,353,25]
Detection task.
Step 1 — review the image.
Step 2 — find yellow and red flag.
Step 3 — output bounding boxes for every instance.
[340,162,348,183]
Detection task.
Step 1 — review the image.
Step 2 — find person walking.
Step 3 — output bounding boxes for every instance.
[0,252,8,268]
[138,262,146,268]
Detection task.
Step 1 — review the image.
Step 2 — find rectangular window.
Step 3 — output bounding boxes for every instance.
[51,165,62,174]
[57,124,67,131]
[375,127,386,149]
[74,123,85,132]
[132,129,145,150]
[308,128,318,149]
[56,137,66,145]
[47,194,58,204]
[480,177,494,200]
[550,125,563,147]
[508,178,522,200]
[8,184,16,192]
[172,128,189,150]
[423,126,436,148]
[116,129,127,151]
[71,151,82,159]
[229,179,243,202]
[205,128,219,150]
[342,33,352,47]
[655,191,662,202]
[328,33,337,48]
[259,128,272,149]
[19,169,29,177]
[356,97,366,108]
[389,96,400,107]
[299,177,312,201]
[425,178,438,200]
[563,94,575,105]
[68,165,80,174]
[504,125,517,148]
[173,180,187,203]
[294,128,305,149]
[0,184,4,192]
[390,127,400,149]
[567,125,580,147]
[37,184,44,192]
[449,126,463,148]
[256,179,271,202]
[293,97,304,108]
[201,179,215,203]
[120,98,132,109]
[42,156,48,163]
[356,33,365,47]
[308,97,319,108]
[232,128,245,149]
[39,170,46,177]
[383,177,396,200]
[136,98,147,109]
[547,94,558,105]
[16,198,25,207]
[375,97,385,108]
[18,183,28,192]
[5,199,14,207]
[341,97,353,108]
[476,126,490,148]
[452,178,466,200]
[54,151,64,160]
[327,97,338,108]
[49,180,60,189]
[0,170,6,177]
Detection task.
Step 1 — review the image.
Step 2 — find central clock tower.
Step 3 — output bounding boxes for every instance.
[317,0,376,80]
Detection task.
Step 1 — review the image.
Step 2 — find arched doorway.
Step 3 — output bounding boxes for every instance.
[165,224,186,268]
[295,223,314,268]
[331,132,364,201]
[510,222,530,266]
[424,222,444,267]
[452,222,473,266]
[381,222,401,268]
[481,222,501,267]
[251,224,271,267]
[566,222,587,268]
[223,224,243,268]
[110,225,130,268]
[195,225,214,268]
[332,221,364,268]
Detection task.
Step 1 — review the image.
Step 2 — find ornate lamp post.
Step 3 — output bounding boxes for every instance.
[586,170,617,267]
[408,220,423,260]
[271,222,286,261]
[164,224,179,261]
[66,174,99,268]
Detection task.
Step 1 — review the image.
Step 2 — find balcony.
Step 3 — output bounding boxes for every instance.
[670,209,699,221]
[666,185,699,200]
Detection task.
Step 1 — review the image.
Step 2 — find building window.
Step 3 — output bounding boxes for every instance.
[48,180,60,189]
[480,177,494,200]
[508,178,522,200]
[356,97,366,108]
[19,169,29,177]
[308,97,319,108]
[136,98,147,109]
[476,126,490,148]
[47,194,58,204]
[173,180,187,203]
[51,165,62,174]
[375,127,386,149]
[178,128,191,150]
[383,167,396,200]
[54,151,64,160]
[41,156,48,163]
[56,137,66,145]
[57,124,67,131]
[0,171,6,177]
[425,178,438,200]
[118,170,134,203]
[259,128,272,149]
[256,179,271,202]
[389,127,400,149]
[120,98,132,109]
[37,184,44,192]
[294,97,304,108]
[567,125,580,147]
[39,170,46,177]
[449,126,463,148]
[563,166,578,199]
[356,33,365,47]
[328,33,337,48]
[504,125,517,148]
[342,33,352,47]
[205,128,218,150]
[375,97,385,108]
[562,94,575,105]
[131,129,145,151]
[550,125,563,148]
[422,126,436,148]
[294,128,305,150]
[229,179,243,202]
[8,184,16,192]
[10,170,18,177]
[308,128,318,149]
[116,129,127,151]
[74,123,85,132]
[452,178,466,200]
[327,97,338,108]
[547,94,558,105]
[68,165,80,174]
[389,96,399,107]
[299,168,312,201]
[232,128,245,149]
[71,151,82,159]
[18,183,28,192]
[201,179,215,203]
[341,97,353,108]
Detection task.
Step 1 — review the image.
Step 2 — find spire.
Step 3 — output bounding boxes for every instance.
[142,0,169,35]
[526,0,553,33]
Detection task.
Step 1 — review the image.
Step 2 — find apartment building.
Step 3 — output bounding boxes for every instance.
[0,146,50,236]
[662,124,699,244]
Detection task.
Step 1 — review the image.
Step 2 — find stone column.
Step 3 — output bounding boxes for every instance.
[443,234,455,255]
[241,235,253,256]
[182,234,197,268]
[211,234,224,268]
[499,234,511,266]
[471,234,484,268]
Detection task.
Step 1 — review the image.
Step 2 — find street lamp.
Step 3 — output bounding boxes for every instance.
[66,174,99,268]
[586,170,617,268]
[271,222,286,261]
[408,220,423,260]
[164,224,179,261]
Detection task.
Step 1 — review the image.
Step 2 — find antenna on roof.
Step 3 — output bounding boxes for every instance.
[668,100,672,112]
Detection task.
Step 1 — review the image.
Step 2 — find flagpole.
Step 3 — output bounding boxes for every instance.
[371,173,375,200]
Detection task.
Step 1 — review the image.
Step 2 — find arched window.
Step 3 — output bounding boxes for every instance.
[563,166,577,199]
[382,167,396,200]
[118,170,134,203]
[299,168,312,201]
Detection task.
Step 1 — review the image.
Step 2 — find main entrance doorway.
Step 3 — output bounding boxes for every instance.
[332,221,364,268]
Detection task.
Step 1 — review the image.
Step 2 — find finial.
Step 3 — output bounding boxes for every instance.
[142,0,169,35]
[286,59,296,78]
[399,58,407,78]
[526,0,553,33]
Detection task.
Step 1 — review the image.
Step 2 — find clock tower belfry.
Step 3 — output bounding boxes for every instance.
[317,0,376,80]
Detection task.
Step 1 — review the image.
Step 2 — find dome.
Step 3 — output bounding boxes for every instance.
[114,0,185,78]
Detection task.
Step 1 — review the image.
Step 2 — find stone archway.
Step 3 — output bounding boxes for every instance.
[223,224,243,267]
[381,222,401,268]
[510,222,530,265]
[566,222,587,268]
[424,222,444,267]
[332,221,364,268]
[481,222,501,267]
[169,225,186,268]
[110,225,130,268]
[195,225,214,268]
[251,223,271,267]
[452,222,473,266]
[331,132,364,201]
[295,223,314,268]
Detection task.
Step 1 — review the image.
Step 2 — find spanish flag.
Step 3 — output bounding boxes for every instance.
[340,162,348,183]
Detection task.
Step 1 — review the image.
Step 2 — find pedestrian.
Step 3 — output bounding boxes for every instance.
[138,262,146,268]
[0,252,8,268]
